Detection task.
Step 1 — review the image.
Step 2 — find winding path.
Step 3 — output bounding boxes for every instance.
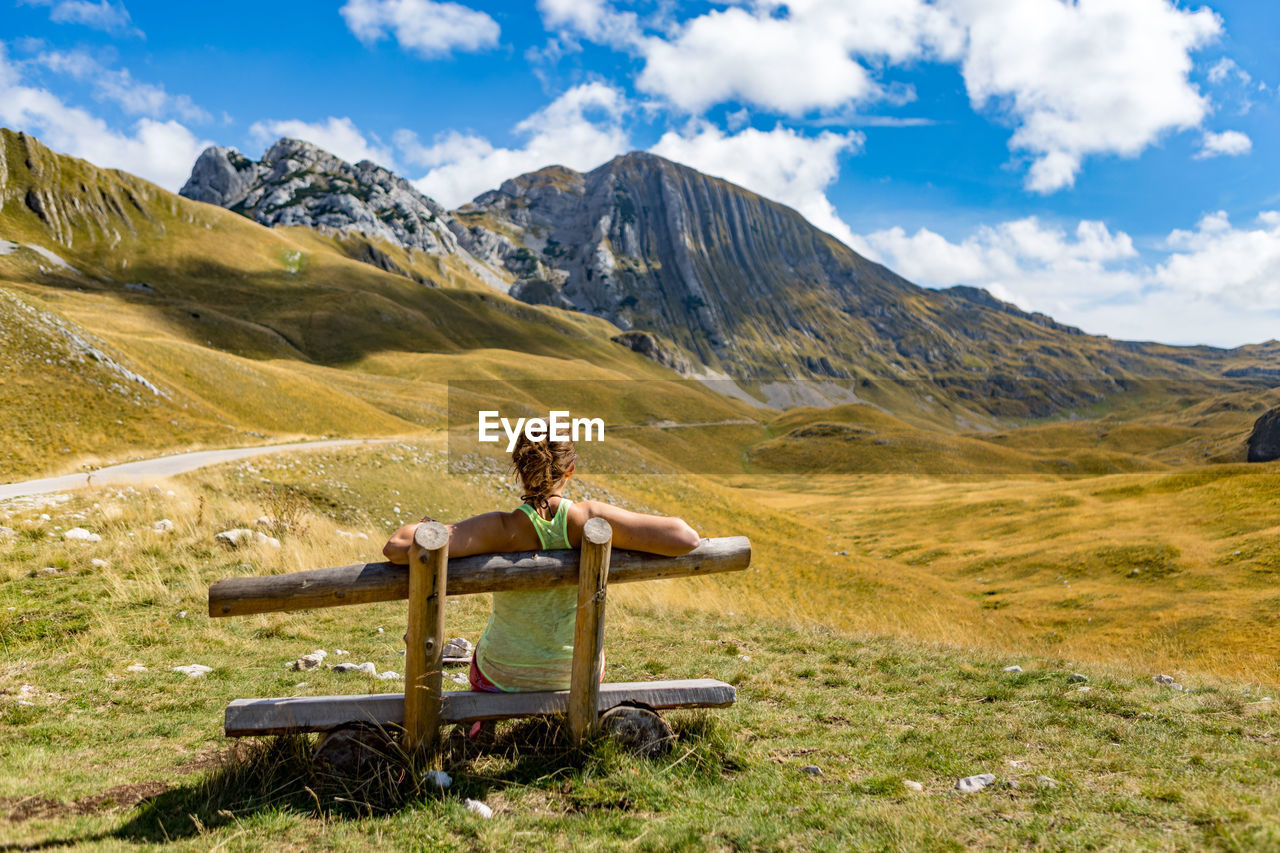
[0,439,388,502]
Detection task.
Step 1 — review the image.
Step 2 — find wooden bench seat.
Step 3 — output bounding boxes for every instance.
[209,520,751,752]
[224,679,736,737]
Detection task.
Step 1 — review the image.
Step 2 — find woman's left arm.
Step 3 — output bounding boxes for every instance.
[382,511,527,564]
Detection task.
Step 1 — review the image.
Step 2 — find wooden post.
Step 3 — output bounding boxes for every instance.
[403,521,449,754]
[568,517,613,747]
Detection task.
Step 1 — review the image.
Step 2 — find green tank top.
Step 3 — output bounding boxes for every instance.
[475,498,579,692]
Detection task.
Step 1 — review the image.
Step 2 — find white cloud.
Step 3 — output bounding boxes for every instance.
[20,0,140,36]
[635,0,959,115]
[35,49,208,122]
[0,44,208,191]
[1207,57,1250,86]
[858,210,1280,346]
[650,123,864,246]
[952,0,1221,193]
[553,0,1223,193]
[1195,129,1252,159]
[339,0,499,57]
[248,116,395,168]
[397,82,629,207]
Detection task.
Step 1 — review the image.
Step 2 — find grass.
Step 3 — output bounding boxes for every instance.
[2,444,1280,849]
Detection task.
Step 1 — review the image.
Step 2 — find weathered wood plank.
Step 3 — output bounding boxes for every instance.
[208,536,750,618]
[403,522,448,753]
[224,679,736,737]
[568,518,612,747]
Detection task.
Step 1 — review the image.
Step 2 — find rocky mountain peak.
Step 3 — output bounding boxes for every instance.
[179,138,463,258]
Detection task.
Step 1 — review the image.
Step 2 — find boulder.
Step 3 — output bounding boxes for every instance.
[216,528,281,548]
[956,773,996,793]
[1247,407,1280,462]
[64,528,100,542]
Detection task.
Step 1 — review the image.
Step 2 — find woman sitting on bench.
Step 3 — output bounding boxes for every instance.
[382,435,701,693]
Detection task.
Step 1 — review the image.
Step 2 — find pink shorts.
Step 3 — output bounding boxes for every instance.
[468,650,605,692]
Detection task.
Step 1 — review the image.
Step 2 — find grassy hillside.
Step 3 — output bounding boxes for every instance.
[1,445,1278,850]
[0,129,764,479]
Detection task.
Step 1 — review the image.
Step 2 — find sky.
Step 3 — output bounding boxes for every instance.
[2,0,1279,348]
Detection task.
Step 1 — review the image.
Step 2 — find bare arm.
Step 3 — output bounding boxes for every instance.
[382,511,532,564]
[574,500,701,556]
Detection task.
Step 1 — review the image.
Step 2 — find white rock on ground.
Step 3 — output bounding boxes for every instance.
[1154,674,1175,685]
[1003,665,1023,673]
[154,519,174,533]
[464,799,493,818]
[126,664,147,673]
[1068,673,1089,683]
[423,770,451,790]
[1036,776,1060,789]
[291,650,328,671]
[0,526,15,538]
[903,780,924,792]
[801,765,823,775]
[172,664,213,677]
[956,774,996,793]
[443,637,474,659]
[377,671,400,680]
[216,528,281,548]
[64,528,100,542]
[447,672,469,685]
[91,558,110,568]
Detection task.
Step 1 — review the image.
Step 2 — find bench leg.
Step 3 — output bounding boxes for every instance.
[568,517,613,747]
[404,521,449,754]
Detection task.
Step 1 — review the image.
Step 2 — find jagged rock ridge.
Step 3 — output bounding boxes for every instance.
[181,139,476,264]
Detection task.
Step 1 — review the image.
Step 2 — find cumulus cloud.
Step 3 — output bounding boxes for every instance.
[954,0,1222,193]
[0,44,208,191]
[651,123,864,246]
[339,0,499,57]
[248,116,395,168]
[397,81,629,207]
[635,0,959,115]
[549,0,1224,192]
[34,49,208,122]
[19,0,141,36]
[859,211,1280,346]
[1195,129,1252,159]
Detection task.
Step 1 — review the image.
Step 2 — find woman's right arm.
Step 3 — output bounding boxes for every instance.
[576,500,701,556]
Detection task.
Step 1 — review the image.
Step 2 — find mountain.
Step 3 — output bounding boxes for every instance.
[180,139,506,289]
[176,139,1280,420]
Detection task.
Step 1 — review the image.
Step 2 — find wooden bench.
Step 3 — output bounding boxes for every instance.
[208,519,751,752]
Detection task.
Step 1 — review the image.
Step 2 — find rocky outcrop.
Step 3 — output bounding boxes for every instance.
[1247,407,1280,461]
[180,139,466,257]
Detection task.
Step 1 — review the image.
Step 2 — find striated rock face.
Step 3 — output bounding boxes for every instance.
[455,152,1194,403]
[180,139,465,257]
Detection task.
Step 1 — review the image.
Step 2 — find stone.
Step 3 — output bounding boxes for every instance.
[126,664,147,673]
[153,519,174,533]
[314,724,394,777]
[172,664,212,677]
[90,558,110,568]
[443,637,474,662]
[215,528,281,549]
[177,611,187,619]
[64,528,100,542]
[1247,407,1280,462]
[956,773,996,793]
[423,770,452,790]
[1068,673,1088,683]
[903,780,924,792]
[1153,674,1175,685]
[599,703,675,758]
[801,765,823,776]
[1003,665,1023,673]
[377,670,400,680]
[0,526,15,538]
[464,799,493,819]
[291,650,328,671]
[1035,776,1060,789]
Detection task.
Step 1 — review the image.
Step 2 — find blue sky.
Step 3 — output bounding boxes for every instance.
[3,0,1279,347]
